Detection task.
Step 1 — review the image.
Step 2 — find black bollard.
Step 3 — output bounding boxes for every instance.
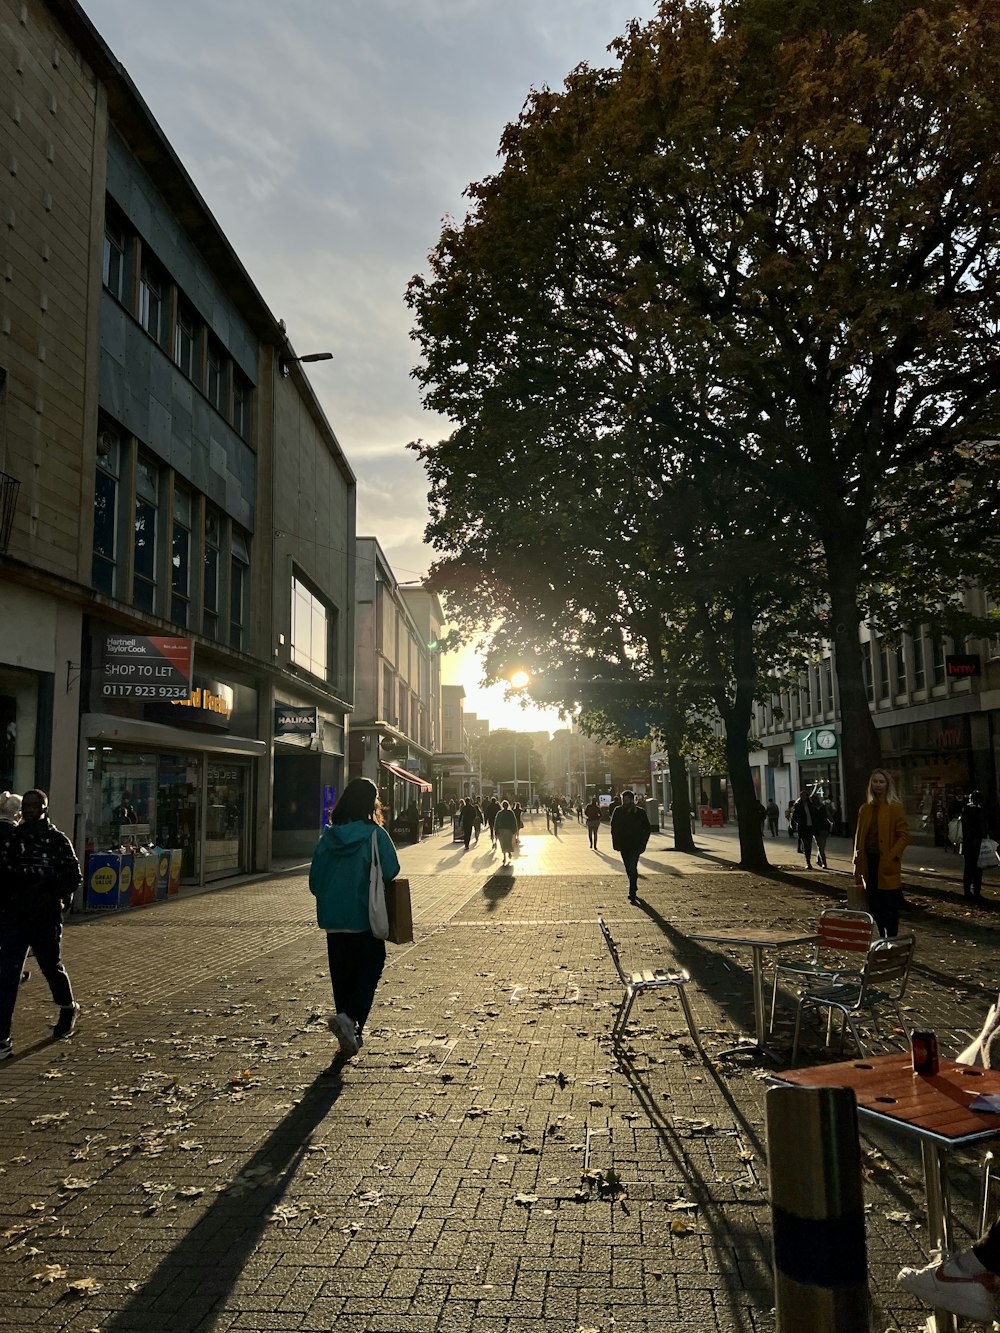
[767,1084,871,1332]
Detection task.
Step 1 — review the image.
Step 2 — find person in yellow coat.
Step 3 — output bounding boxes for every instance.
[853,769,910,937]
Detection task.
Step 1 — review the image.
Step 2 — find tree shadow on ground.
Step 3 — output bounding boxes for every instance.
[103,1070,346,1332]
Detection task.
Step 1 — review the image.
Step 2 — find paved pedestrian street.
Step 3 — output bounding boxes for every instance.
[2,817,998,1332]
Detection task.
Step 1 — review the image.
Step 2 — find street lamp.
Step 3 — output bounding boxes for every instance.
[279,351,334,378]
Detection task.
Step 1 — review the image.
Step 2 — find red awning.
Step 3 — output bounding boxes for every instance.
[380,759,432,793]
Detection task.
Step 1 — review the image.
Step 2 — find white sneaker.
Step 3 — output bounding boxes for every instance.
[899,1251,1000,1322]
[327,1011,359,1057]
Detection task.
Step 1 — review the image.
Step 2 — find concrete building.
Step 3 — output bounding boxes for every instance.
[2,0,355,881]
[349,539,433,822]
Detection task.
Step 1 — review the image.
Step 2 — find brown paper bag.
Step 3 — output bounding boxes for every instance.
[386,878,413,944]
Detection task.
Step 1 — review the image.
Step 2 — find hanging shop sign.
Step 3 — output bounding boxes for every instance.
[946,654,981,678]
[794,727,839,760]
[274,704,318,736]
[99,635,193,701]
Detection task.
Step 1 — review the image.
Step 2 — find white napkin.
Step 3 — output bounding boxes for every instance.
[968,1094,1000,1113]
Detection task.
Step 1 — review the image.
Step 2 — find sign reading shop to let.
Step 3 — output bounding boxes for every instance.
[100,635,194,700]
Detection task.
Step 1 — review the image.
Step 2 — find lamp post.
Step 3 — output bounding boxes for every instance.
[279,351,334,378]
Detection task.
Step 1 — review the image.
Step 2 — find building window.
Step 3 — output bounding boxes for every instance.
[203,507,221,640]
[230,529,249,650]
[913,634,926,689]
[92,431,120,594]
[171,486,192,628]
[878,643,891,701]
[822,658,833,712]
[932,637,950,686]
[133,455,159,613]
[894,643,907,695]
[174,302,199,381]
[102,219,127,302]
[138,259,167,347]
[291,574,333,680]
[862,640,874,703]
[232,373,252,441]
[207,339,226,413]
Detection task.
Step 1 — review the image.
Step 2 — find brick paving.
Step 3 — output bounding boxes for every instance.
[1,822,998,1332]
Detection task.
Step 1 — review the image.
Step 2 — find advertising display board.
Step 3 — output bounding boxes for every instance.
[99,635,194,701]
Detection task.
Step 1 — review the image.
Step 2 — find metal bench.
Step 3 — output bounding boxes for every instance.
[598,916,700,1048]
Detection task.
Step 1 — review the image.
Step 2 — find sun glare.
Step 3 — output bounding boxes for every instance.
[510,670,531,689]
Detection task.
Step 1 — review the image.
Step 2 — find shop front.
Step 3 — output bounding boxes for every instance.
[879,714,975,844]
[80,624,264,885]
[793,726,844,832]
[271,698,346,860]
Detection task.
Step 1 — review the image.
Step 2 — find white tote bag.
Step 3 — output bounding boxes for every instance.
[368,830,389,939]
[977,837,1000,871]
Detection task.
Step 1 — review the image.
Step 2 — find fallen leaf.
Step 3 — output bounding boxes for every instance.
[66,1275,102,1296]
[31,1264,67,1283]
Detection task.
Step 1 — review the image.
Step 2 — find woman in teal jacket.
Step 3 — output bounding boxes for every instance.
[309,778,400,1061]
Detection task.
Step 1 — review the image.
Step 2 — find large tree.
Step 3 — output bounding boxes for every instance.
[409,0,1000,825]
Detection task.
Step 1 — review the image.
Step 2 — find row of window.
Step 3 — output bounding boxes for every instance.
[92,424,248,648]
[102,205,253,442]
[291,574,338,685]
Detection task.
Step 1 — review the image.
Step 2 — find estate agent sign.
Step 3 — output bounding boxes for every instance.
[99,635,194,701]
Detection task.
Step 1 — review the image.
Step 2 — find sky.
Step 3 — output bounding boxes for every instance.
[80,0,651,732]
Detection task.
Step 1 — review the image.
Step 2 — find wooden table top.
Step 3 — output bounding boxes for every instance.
[688,927,817,949]
[773,1054,1000,1145]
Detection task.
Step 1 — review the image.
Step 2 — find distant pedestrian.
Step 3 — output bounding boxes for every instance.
[790,790,817,869]
[459,798,477,850]
[610,790,650,903]
[961,790,989,901]
[0,790,82,1059]
[308,777,400,1064]
[584,797,603,849]
[853,768,910,938]
[812,796,831,868]
[765,799,780,838]
[512,802,524,844]
[494,801,518,866]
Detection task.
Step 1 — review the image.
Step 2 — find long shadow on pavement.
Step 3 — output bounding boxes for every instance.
[102,1069,346,1332]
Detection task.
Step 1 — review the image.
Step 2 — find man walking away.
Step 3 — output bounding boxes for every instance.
[766,798,780,838]
[610,790,650,903]
[0,790,82,1058]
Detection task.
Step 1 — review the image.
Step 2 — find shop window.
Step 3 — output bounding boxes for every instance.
[133,455,159,613]
[232,373,252,442]
[102,214,128,303]
[171,486,192,628]
[203,507,221,640]
[913,634,926,689]
[291,573,333,681]
[207,338,227,414]
[92,430,120,595]
[174,301,199,382]
[230,529,249,650]
[138,257,167,348]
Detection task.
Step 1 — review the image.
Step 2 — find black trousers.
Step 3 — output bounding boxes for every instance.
[325,931,385,1034]
[0,919,74,1040]
[862,854,900,938]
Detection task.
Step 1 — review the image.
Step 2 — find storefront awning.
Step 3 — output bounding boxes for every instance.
[380,759,432,793]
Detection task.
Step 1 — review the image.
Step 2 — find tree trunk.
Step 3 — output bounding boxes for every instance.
[668,746,696,852]
[724,597,769,872]
[825,547,882,835]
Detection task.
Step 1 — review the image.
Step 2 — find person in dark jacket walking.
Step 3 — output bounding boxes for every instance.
[961,790,990,900]
[459,798,477,850]
[610,790,650,903]
[0,790,82,1058]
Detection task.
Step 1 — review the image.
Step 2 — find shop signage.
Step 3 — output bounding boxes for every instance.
[149,677,233,730]
[794,727,839,760]
[274,705,318,736]
[946,654,980,678]
[99,635,193,700]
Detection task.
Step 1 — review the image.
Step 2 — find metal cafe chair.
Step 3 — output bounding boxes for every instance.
[791,933,917,1065]
[597,916,700,1048]
[768,907,876,1034]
